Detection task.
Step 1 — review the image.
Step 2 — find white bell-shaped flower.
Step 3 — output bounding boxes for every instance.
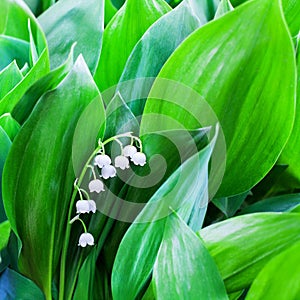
[76,200,90,214]
[76,200,97,213]
[78,232,94,247]
[101,165,117,179]
[123,145,137,158]
[94,154,111,168]
[115,155,130,170]
[131,152,146,166]
[89,179,105,193]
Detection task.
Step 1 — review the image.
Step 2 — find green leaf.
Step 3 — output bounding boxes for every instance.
[2,56,102,299]
[0,127,11,223]
[111,132,215,300]
[143,0,296,196]
[153,212,228,300]
[0,61,23,100]
[104,0,117,26]
[246,240,300,299]
[94,0,171,92]
[214,0,234,18]
[12,44,75,125]
[0,221,10,251]
[117,0,205,115]
[240,193,300,214]
[277,41,300,187]
[0,268,44,300]
[0,113,20,141]
[213,191,249,218]
[0,35,29,71]
[200,213,300,292]
[38,0,104,73]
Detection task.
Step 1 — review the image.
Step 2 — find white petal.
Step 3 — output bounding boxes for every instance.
[88,200,97,213]
[115,155,130,170]
[89,179,105,193]
[94,154,111,168]
[131,152,146,166]
[78,232,94,247]
[76,200,90,214]
[101,165,117,179]
[123,145,137,158]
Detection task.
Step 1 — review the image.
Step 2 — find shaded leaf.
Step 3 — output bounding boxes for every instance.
[0,113,20,141]
[0,221,10,251]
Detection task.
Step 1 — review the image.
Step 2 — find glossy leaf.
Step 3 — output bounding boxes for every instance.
[0,221,10,251]
[38,0,104,73]
[117,0,205,116]
[143,0,296,196]
[94,0,171,92]
[0,127,11,222]
[246,240,300,300]
[0,61,23,100]
[2,56,102,299]
[0,268,44,300]
[200,213,300,292]
[278,42,300,186]
[0,35,29,71]
[111,133,215,300]
[12,44,75,125]
[153,212,228,300]
[0,113,20,141]
[240,193,300,214]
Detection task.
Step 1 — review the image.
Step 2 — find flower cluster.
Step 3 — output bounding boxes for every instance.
[70,132,146,247]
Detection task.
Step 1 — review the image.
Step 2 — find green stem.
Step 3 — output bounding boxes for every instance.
[59,132,134,299]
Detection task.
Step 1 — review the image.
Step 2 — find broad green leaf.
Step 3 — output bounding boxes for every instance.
[2,56,102,299]
[200,213,300,292]
[240,193,300,214]
[0,221,10,251]
[105,0,117,26]
[117,0,206,116]
[277,42,300,186]
[12,44,75,125]
[153,212,228,300]
[143,0,296,197]
[0,35,29,71]
[111,133,215,300]
[0,0,49,115]
[0,113,20,141]
[94,0,171,92]
[0,127,11,223]
[0,61,23,100]
[38,0,104,73]
[214,0,234,18]
[246,240,300,300]
[0,268,44,300]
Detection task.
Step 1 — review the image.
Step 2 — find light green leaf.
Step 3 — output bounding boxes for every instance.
[143,0,296,196]
[0,268,44,300]
[200,213,300,292]
[104,0,117,26]
[153,212,228,300]
[0,61,23,100]
[2,56,102,299]
[111,131,215,300]
[94,0,171,92]
[12,44,75,125]
[246,240,300,300]
[214,0,234,18]
[0,113,20,141]
[0,221,10,251]
[117,0,205,116]
[38,0,104,73]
